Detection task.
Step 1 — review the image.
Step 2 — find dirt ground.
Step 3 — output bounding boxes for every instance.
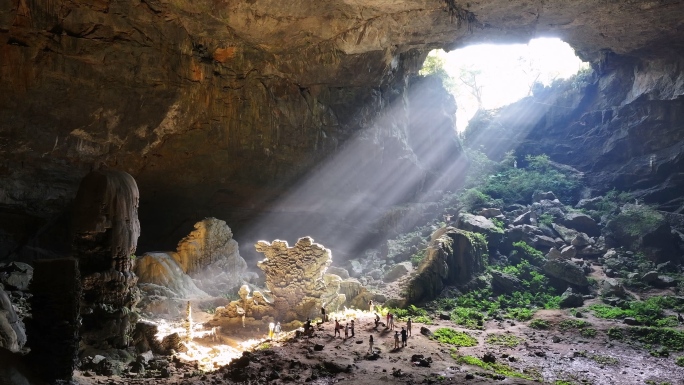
[71,303,684,385]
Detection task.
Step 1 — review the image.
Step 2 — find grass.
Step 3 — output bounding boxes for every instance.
[388,305,432,324]
[485,334,523,347]
[676,356,684,367]
[589,296,681,327]
[431,328,478,347]
[608,326,684,352]
[529,319,551,330]
[454,354,537,380]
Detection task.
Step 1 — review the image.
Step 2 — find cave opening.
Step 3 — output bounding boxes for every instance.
[421,38,590,131]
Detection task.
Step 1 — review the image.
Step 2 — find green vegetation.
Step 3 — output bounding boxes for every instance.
[608,326,684,352]
[431,328,478,347]
[389,305,432,324]
[507,308,534,321]
[676,356,684,367]
[410,249,427,267]
[580,328,598,338]
[462,152,582,205]
[450,307,485,329]
[454,355,537,380]
[559,319,591,331]
[589,296,682,327]
[510,241,546,266]
[491,217,505,230]
[485,334,523,347]
[529,319,551,330]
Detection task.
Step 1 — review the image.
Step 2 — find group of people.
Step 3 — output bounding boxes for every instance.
[333,318,355,339]
[267,321,282,339]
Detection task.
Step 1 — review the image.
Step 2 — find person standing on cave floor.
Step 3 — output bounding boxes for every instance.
[368,300,374,313]
[394,331,400,349]
[389,312,395,331]
[344,322,349,340]
[334,319,341,338]
[374,313,380,329]
[401,327,407,347]
[407,318,412,337]
[368,334,374,354]
[351,319,355,337]
[386,312,391,328]
[321,307,327,322]
[275,322,281,339]
[268,322,275,339]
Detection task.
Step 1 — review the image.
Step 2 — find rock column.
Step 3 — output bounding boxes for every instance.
[72,170,141,348]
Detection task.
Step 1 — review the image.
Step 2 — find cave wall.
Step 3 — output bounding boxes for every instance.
[2,0,684,260]
[465,53,684,211]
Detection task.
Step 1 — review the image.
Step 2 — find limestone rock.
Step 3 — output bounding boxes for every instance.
[383,262,412,283]
[72,170,140,349]
[404,228,487,304]
[642,271,659,284]
[0,263,33,291]
[532,191,557,202]
[0,287,25,353]
[327,266,350,279]
[134,253,209,299]
[600,278,625,297]
[558,288,584,308]
[479,208,503,218]
[491,270,523,294]
[513,211,532,226]
[560,246,577,259]
[458,213,503,249]
[543,259,589,287]
[562,213,601,237]
[173,218,247,295]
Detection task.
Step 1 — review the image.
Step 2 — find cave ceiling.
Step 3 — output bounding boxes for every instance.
[1,0,684,256]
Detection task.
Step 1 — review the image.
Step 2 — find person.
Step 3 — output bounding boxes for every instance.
[389,313,395,331]
[275,322,281,338]
[321,307,327,322]
[304,318,312,334]
[374,313,380,329]
[407,317,412,337]
[268,322,275,339]
[368,300,374,313]
[394,331,400,349]
[334,319,341,338]
[386,312,391,328]
[368,335,374,354]
[400,327,407,347]
[344,323,349,340]
[350,320,355,337]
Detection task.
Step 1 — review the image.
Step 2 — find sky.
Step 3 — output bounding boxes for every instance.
[429,38,589,131]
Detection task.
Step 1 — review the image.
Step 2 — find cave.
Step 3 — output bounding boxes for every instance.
[2,1,684,384]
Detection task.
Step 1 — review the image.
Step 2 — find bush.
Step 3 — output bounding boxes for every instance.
[529,319,550,330]
[589,297,681,327]
[432,328,478,347]
[455,355,536,380]
[389,305,432,324]
[676,356,684,367]
[451,307,485,329]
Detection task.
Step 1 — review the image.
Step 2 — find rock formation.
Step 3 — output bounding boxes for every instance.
[72,169,141,348]
[404,227,487,304]
[172,218,248,296]
[0,284,25,353]
[213,237,353,324]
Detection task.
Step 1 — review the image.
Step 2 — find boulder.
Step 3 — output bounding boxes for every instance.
[479,208,503,218]
[571,233,594,247]
[546,247,562,260]
[346,260,364,278]
[600,278,625,297]
[560,245,577,259]
[491,270,523,293]
[404,228,487,304]
[532,191,557,202]
[383,262,411,283]
[575,197,604,211]
[458,213,503,249]
[0,263,33,291]
[543,259,589,286]
[604,204,680,263]
[562,213,601,237]
[558,288,584,308]
[551,223,581,244]
[641,271,659,284]
[513,211,532,226]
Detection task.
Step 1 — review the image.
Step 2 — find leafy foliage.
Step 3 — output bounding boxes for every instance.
[432,328,478,347]
[589,297,682,327]
[485,334,523,347]
[389,305,432,324]
[529,319,551,330]
[450,307,485,329]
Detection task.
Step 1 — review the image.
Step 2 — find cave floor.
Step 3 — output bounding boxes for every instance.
[71,304,684,385]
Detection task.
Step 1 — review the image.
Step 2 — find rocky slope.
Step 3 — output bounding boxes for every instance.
[2,0,684,261]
